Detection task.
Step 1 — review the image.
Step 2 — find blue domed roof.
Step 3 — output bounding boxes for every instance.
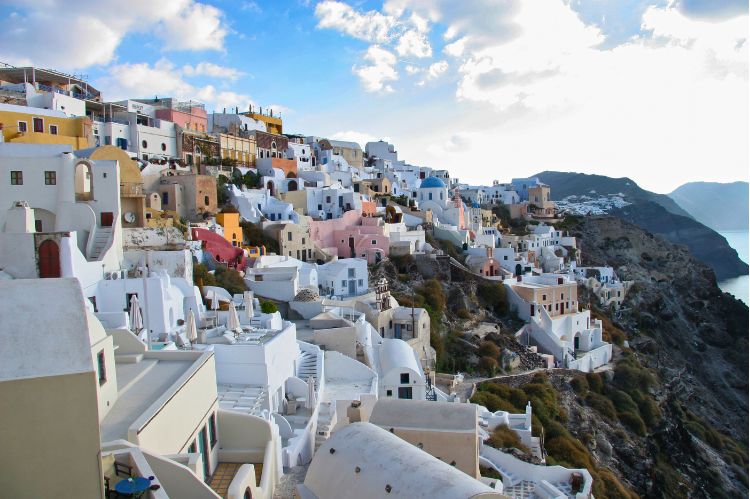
[472,202,480,208]
[420,176,446,189]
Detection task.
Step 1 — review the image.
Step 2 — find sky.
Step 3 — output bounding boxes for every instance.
[0,0,747,193]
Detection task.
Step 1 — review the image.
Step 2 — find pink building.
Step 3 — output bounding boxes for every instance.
[310,210,390,264]
[156,104,208,132]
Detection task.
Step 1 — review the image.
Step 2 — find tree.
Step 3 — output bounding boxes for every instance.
[478,356,499,376]
[260,300,278,313]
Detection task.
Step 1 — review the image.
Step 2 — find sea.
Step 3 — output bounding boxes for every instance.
[718,230,749,306]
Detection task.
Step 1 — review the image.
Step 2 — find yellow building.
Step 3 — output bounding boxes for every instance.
[242,108,283,135]
[81,145,147,228]
[219,132,256,168]
[216,212,243,247]
[0,103,93,149]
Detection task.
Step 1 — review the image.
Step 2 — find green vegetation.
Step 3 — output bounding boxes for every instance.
[240,220,280,253]
[260,300,278,314]
[217,174,230,206]
[193,263,247,296]
[425,232,464,261]
[472,374,637,499]
[571,353,660,439]
[488,425,530,453]
[477,282,508,316]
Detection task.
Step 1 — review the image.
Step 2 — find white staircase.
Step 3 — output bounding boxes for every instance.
[296,349,318,388]
[88,227,112,261]
[314,401,334,452]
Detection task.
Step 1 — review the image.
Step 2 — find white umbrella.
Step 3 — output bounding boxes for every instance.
[306,376,316,410]
[243,291,254,320]
[227,301,242,332]
[185,309,198,343]
[129,295,143,334]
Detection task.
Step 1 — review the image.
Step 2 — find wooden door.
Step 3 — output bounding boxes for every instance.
[38,239,60,278]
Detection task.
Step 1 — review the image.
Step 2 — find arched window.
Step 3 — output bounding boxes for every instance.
[74,162,93,201]
[142,140,148,149]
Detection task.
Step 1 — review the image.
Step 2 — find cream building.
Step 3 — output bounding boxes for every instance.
[369,399,482,479]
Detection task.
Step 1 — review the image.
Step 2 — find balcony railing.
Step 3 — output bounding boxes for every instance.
[120,183,144,196]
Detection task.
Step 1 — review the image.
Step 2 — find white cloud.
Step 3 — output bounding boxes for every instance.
[417,60,449,86]
[395,29,432,58]
[315,0,395,43]
[402,0,748,192]
[0,0,228,70]
[330,130,387,148]
[182,62,245,81]
[96,59,270,114]
[352,46,399,93]
[405,65,421,75]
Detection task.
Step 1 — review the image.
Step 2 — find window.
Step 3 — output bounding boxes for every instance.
[397,387,413,399]
[33,117,43,133]
[386,389,393,397]
[97,350,107,385]
[49,124,58,135]
[35,220,42,232]
[208,413,218,448]
[44,171,56,185]
[161,143,167,151]
[188,441,197,453]
[371,240,377,245]
[542,294,547,301]
[302,238,306,245]
[116,138,128,149]
[358,279,363,286]
[326,196,331,203]
[142,139,148,149]
[204,195,210,206]
[348,268,355,278]
[162,192,169,205]
[341,280,346,287]
[17,121,27,133]
[400,373,410,384]
[10,171,22,185]
[317,204,323,211]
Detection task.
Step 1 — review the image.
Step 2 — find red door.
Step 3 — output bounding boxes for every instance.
[39,239,61,278]
[101,212,114,227]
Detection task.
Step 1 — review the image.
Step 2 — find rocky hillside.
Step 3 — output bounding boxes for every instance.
[534,171,748,280]
[571,216,748,497]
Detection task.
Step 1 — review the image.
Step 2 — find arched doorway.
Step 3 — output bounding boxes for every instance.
[287,179,298,191]
[74,162,93,201]
[38,239,61,278]
[515,263,522,276]
[266,180,275,196]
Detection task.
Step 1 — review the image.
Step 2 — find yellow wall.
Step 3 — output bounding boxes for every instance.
[1,109,92,149]
[216,212,242,246]
[389,427,479,479]
[242,112,283,134]
[89,145,142,184]
[0,372,103,499]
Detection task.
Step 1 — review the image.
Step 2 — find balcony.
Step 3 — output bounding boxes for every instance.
[121,182,145,197]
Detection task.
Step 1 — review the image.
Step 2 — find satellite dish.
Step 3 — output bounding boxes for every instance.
[123,212,136,223]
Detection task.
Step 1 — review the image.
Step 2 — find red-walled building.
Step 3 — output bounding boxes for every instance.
[192,228,247,270]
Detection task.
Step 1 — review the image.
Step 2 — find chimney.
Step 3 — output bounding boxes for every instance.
[223,107,226,114]
[235,106,239,114]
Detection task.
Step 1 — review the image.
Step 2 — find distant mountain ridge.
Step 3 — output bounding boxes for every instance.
[669,181,749,232]
[534,171,692,218]
[534,171,748,281]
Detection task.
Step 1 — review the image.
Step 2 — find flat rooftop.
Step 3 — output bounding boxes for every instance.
[100,356,196,442]
[322,377,375,404]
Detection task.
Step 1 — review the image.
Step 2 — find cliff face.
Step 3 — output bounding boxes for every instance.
[612,202,748,281]
[571,216,748,497]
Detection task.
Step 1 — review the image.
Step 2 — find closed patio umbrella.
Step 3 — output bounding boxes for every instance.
[129,295,143,334]
[185,309,198,343]
[228,301,242,332]
[243,291,254,321]
[306,376,316,410]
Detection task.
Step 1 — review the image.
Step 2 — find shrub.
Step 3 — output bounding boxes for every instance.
[477,282,508,315]
[455,308,471,319]
[585,393,617,420]
[477,340,501,359]
[240,220,279,253]
[586,372,604,393]
[595,469,640,499]
[488,425,530,453]
[617,411,646,436]
[478,356,499,376]
[213,266,247,295]
[260,300,278,314]
[470,391,518,414]
[418,279,446,316]
[609,390,639,414]
[613,357,656,392]
[570,374,589,394]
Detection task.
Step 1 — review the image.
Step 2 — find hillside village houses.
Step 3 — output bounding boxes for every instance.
[0,63,627,498]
